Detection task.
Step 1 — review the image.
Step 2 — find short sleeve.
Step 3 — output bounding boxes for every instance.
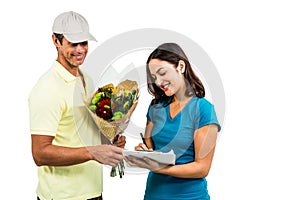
[28,84,64,136]
[146,103,153,121]
[196,98,221,131]
[146,101,167,122]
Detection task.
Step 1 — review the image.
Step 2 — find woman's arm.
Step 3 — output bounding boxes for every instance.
[156,124,218,178]
[135,120,155,150]
[128,124,218,178]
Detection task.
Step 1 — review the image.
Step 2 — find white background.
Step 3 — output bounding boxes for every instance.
[1,0,300,199]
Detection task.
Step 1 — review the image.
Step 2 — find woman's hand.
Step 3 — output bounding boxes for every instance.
[134,143,153,151]
[125,143,165,172]
[124,155,168,172]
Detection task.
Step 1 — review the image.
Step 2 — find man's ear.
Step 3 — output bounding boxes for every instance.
[177,60,186,73]
[52,34,61,48]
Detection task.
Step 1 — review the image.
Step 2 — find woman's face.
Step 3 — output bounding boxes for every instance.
[148,58,185,97]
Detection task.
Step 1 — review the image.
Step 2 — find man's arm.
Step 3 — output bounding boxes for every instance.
[31,135,124,167]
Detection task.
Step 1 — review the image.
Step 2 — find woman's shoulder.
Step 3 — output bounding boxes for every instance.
[149,98,171,107]
[193,96,213,107]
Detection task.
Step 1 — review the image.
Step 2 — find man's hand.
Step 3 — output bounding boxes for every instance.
[87,145,124,167]
[113,135,126,148]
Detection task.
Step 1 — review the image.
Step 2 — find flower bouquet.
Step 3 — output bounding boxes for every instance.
[86,79,139,178]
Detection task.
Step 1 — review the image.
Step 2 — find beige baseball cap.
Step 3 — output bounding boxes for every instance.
[52,11,97,43]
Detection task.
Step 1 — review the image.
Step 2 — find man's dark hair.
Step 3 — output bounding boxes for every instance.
[53,33,64,44]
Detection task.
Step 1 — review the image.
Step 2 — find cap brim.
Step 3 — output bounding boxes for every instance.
[63,32,97,43]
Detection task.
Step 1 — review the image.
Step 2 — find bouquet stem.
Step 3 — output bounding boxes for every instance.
[110,160,125,178]
[110,135,125,178]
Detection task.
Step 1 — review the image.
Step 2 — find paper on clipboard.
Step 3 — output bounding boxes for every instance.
[123,149,176,165]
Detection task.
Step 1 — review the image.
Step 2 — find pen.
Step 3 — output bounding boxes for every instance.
[140,132,148,148]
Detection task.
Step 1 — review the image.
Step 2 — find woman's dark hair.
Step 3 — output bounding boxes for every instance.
[146,43,205,106]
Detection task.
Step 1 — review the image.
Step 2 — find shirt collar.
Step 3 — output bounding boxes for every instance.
[52,61,80,83]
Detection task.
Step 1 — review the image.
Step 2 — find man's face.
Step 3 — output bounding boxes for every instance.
[56,37,89,68]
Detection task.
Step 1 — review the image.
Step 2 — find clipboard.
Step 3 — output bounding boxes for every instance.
[123,149,176,165]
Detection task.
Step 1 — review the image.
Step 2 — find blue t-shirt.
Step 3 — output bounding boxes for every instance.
[145,96,221,200]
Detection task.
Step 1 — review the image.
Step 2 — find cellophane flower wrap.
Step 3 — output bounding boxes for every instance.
[86,79,139,178]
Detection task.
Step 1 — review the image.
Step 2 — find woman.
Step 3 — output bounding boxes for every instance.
[125,43,221,200]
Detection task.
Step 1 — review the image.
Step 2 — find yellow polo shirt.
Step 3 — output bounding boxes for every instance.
[29,61,102,200]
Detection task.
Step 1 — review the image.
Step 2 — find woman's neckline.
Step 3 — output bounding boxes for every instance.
[168,96,195,119]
